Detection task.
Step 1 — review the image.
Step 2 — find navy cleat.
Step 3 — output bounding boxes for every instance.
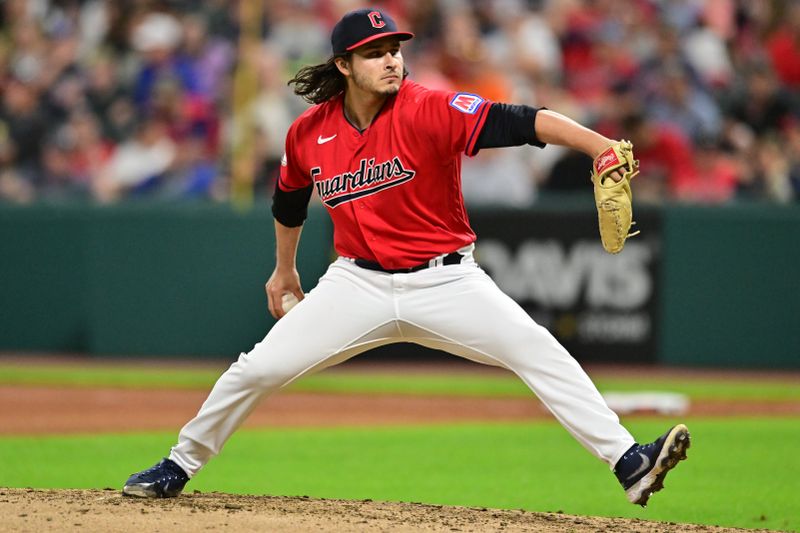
[614,424,690,506]
[122,458,189,498]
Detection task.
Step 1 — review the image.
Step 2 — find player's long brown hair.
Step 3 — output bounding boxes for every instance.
[289,55,410,105]
[288,55,349,105]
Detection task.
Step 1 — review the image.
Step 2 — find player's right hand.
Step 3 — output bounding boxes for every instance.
[265,268,304,319]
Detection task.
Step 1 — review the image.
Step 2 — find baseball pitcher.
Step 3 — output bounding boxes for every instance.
[123,8,688,507]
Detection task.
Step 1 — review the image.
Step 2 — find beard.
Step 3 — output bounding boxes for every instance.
[352,68,401,96]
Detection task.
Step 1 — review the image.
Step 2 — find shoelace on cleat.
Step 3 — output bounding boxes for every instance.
[136,461,182,481]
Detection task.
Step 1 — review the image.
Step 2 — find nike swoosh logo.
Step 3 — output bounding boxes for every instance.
[626,452,651,481]
[317,134,337,144]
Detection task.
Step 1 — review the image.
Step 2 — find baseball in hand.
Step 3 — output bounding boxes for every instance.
[281,293,300,313]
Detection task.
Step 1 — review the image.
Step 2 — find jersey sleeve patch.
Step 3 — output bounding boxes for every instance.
[449,93,484,114]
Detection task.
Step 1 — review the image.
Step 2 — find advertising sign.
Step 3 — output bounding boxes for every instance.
[471,207,661,363]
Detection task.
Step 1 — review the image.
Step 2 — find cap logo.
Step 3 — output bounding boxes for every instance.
[331,8,413,54]
[368,11,385,28]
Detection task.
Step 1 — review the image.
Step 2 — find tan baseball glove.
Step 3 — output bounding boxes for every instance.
[591,140,640,254]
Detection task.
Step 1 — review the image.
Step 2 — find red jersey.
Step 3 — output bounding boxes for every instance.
[278,80,491,269]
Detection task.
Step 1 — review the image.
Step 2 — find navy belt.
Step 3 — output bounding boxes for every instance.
[354,252,463,274]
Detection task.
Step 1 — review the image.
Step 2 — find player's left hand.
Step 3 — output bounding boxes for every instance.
[606,169,624,182]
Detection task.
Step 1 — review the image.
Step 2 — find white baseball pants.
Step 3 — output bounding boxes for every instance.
[170,249,635,477]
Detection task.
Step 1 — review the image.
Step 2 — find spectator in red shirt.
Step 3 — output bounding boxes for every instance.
[766,1,800,89]
[621,109,700,202]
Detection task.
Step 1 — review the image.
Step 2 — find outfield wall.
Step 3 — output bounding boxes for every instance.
[1,201,798,368]
[660,205,800,368]
[0,202,331,357]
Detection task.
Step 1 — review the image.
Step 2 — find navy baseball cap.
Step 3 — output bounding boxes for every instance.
[331,8,414,55]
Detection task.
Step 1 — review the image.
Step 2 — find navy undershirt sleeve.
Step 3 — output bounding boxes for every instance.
[272,181,313,227]
[474,103,546,151]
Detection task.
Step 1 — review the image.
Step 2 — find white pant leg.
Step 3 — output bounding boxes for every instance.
[395,263,635,468]
[170,259,397,477]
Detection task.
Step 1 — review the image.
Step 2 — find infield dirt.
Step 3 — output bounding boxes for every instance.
[2,360,798,435]
[2,488,775,533]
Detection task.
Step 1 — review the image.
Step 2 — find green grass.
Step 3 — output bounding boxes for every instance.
[0,363,225,390]
[2,361,798,529]
[1,362,798,401]
[1,418,797,532]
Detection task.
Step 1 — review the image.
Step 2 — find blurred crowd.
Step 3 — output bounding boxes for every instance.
[1,0,799,206]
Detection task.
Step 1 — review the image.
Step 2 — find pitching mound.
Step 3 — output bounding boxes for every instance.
[3,488,766,532]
